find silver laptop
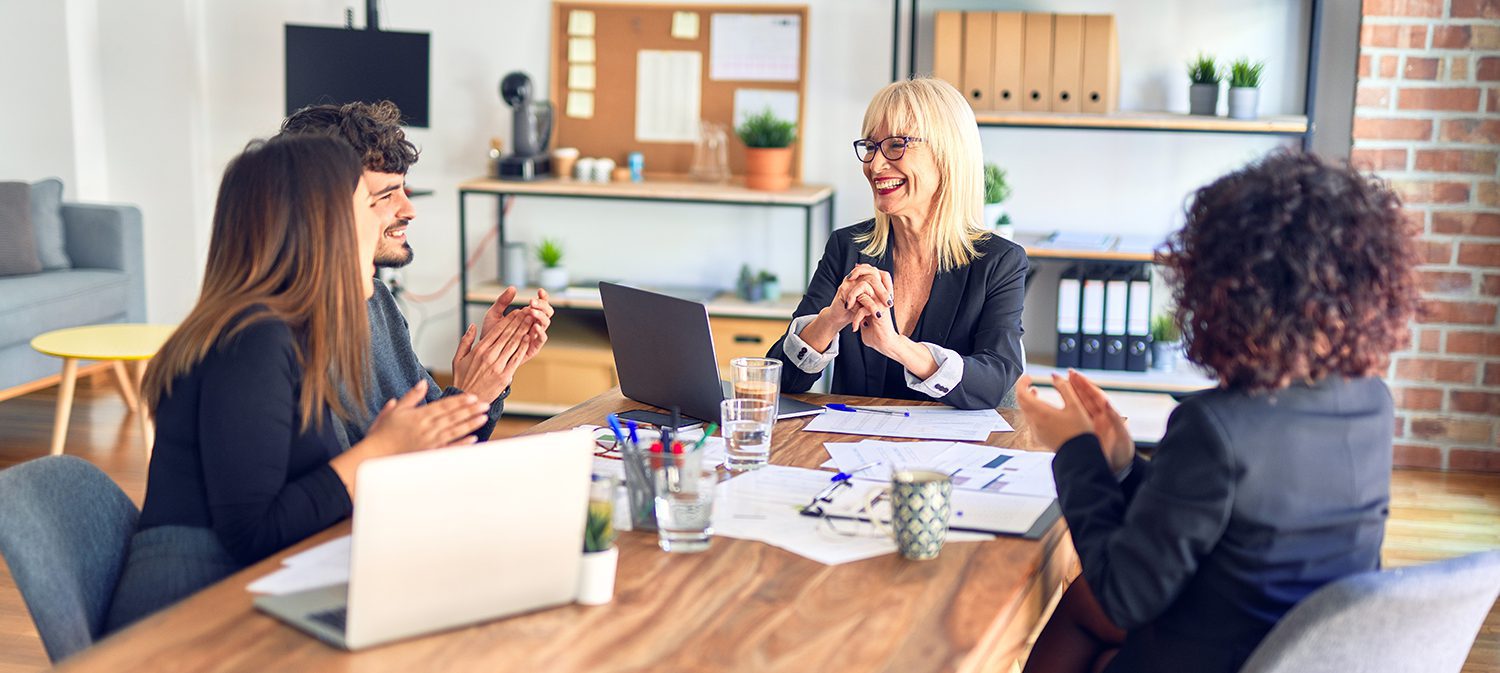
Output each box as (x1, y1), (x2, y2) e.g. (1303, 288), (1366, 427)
(598, 281), (825, 423)
(254, 429), (593, 650)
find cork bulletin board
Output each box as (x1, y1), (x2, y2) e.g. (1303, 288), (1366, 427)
(548, 1), (810, 179)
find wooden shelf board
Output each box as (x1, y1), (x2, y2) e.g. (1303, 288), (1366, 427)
(465, 282), (801, 320)
(974, 111), (1308, 135)
(1012, 231), (1157, 263)
(458, 175), (834, 207)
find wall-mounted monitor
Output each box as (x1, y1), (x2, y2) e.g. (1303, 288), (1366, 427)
(284, 25), (430, 128)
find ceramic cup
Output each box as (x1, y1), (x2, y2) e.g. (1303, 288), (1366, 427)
(864, 469), (953, 561)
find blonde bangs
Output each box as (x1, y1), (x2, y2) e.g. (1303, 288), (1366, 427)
(855, 78), (991, 273)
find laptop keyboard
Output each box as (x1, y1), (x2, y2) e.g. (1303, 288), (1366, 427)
(308, 606), (347, 633)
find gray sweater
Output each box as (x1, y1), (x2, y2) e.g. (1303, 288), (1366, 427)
(334, 282), (506, 449)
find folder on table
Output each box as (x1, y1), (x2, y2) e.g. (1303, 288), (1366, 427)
(1021, 13), (1053, 112)
(1103, 270), (1129, 371)
(962, 12), (995, 109)
(1081, 14), (1119, 114)
(1125, 268), (1153, 372)
(1049, 14), (1084, 113)
(991, 12), (1024, 112)
(1079, 268), (1105, 370)
(1056, 266), (1082, 369)
(933, 12), (964, 89)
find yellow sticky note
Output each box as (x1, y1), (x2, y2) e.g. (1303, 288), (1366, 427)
(568, 64), (596, 90)
(567, 10), (595, 37)
(568, 37), (595, 63)
(566, 91), (595, 119)
(671, 11), (700, 39)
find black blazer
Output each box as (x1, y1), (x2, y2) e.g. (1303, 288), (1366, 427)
(767, 219), (1027, 410)
(1054, 375), (1392, 673)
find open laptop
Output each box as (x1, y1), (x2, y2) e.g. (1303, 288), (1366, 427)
(598, 281), (824, 423)
(254, 429), (593, 650)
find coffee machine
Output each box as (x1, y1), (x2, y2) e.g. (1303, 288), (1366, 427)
(497, 71), (553, 181)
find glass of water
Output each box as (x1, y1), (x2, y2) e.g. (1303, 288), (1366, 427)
(720, 398), (774, 471)
(654, 458), (718, 553)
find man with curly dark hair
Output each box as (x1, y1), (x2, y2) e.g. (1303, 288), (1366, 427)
(1017, 149), (1420, 673)
(279, 101), (553, 448)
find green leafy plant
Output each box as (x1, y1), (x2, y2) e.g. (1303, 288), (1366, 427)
(536, 238), (564, 268)
(584, 499), (616, 553)
(1187, 54), (1222, 85)
(736, 108), (797, 148)
(1228, 58), (1266, 88)
(757, 270), (778, 283)
(984, 163), (1012, 205)
(1150, 314), (1181, 342)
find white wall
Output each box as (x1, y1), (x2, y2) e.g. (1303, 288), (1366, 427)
(5, 0), (1310, 368)
(0, 0), (80, 188)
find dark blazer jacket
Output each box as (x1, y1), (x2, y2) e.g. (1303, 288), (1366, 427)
(768, 219), (1027, 410)
(1054, 375), (1393, 673)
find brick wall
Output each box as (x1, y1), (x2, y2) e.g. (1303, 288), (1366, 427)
(1352, 0), (1500, 471)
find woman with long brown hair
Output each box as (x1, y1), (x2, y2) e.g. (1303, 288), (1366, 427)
(105, 134), (489, 631)
(1018, 150), (1421, 673)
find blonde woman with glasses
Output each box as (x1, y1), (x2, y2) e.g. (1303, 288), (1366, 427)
(768, 78), (1027, 409)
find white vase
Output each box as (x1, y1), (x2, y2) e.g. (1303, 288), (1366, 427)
(576, 547), (618, 605)
(1227, 87), (1260, 120)
(982, 202), (1006, 228)
(537, 266), (569, 292)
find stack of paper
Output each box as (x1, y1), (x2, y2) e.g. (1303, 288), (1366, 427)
(803, 406), (1012, 441)
(713, 466), (991, 565)
(247, 535), (351, 596)
(821, 439), (1056, 499)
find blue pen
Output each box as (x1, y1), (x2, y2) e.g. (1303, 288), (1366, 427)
(825, 403), (911, 417)
(831, 461), (882, 482)
(606, 413), (625, 444)
(626, 420), (640, 448)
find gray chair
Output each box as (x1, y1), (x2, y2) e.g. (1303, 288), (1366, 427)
(1239, 550), (1500, 673)
(0, 456), (139, 663)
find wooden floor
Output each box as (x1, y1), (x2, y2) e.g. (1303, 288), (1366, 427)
(0, 382), (1496, 672)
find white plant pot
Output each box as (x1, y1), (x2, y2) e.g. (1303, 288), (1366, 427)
(576, 547), (618, 605)
(982, 203), (1006, 228)
(1227, 87), (1260, 120)
(537, 266), (569, 292)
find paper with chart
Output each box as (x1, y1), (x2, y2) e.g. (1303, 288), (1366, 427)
(713, 465), (990, 565)
(803, 407), (1010, 441)
(635, 50), (702, 142)
(709, 13), (801, 81)
(822, 440), (1056, 498)
(247, 535), (351, 595)
(820, 476), (1054, 536)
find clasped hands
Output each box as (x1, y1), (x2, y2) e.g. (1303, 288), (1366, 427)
(826, 263), (902, 353)
(1014, 369), (1135, 473)
(451, 286), (553, 404)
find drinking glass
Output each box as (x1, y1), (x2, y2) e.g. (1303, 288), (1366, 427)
(730, 357), (782, 418)
(720, 398), (774, 471)
(654, 455), (718, 553)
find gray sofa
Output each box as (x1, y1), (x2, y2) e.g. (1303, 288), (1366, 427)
(0, 203), (146, 392)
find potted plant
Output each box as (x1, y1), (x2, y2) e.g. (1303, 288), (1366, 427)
(535, 237), (568, 291)
(758, 270), (780, 302)
(983, 163), (1014, 239)
(1149, 314), (1182, 372)
(737, 264), (762, 302)
(736, 108), (797, 191)
(577, 474), (619, 606)
(1187, 54), (1222, 116)
(1227, 58), (1266, 120)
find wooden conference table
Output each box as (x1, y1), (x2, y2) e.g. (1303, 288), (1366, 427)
(59, 390), (1079, 673)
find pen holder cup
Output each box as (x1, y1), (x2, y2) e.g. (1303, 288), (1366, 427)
(621, 449), (658, 532)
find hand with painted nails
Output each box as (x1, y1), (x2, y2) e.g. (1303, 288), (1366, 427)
(828, 263), (894, 331)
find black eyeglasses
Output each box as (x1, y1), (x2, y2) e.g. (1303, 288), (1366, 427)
(853, 135), (925, 163)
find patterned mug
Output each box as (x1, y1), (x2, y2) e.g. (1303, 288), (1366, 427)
(864, 469), (953, 561)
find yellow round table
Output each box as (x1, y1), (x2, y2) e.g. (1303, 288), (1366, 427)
(30, 324), (176, 456)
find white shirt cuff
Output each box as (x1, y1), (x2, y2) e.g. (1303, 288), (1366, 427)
(903, 342), (964, 398)
(783, 314), (839, 374)
(1115, 461), (1134, 483)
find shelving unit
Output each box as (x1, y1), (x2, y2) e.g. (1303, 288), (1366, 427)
(972, 111), (1309, 136)
(455, 177), (832, 414)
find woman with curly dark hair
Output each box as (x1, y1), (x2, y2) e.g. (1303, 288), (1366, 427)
(1017, 149), (1420, 673)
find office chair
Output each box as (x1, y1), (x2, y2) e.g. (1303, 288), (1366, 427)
(1239, 550), (1500, 673)
(0, 455), (139, 662)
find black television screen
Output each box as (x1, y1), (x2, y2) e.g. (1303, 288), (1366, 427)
(284, 25), (430, 127)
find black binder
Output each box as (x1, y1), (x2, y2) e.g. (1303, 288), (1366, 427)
(1055, 265), (1082, 369)
(1103, 270), (1129, 371)
(1079, 268), (1105, 370)
(1125, 267), (1153, 372)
